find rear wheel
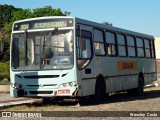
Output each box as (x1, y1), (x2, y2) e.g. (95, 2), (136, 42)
(128, 76), (144, 95)
(136, 77), (144, 95)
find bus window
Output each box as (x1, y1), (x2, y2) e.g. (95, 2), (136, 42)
(76, 30), (92, 69)
(136, 38), (144, 57)
(77, 37), (91, 59)
(105, 32), (117, 56)
(12, 33), (36, 69)
(117, 34), (127, 57)
(34, 36), (41, 65)
(27, 39), (34, 64)
(127, 36), (136, 57)
(93, 29), (105, 56)
(150, 40), (155, 58)
(144, 39), (151, 58)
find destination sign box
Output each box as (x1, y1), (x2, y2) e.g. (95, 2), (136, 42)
(14, 19), (73, 30)
(33, 21), (67, 29)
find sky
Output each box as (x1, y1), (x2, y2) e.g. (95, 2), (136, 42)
(0, 0), (160, 37)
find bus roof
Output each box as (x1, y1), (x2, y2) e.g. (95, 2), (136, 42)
(75, 17), (154, 39)
(13, 16), (154, 39)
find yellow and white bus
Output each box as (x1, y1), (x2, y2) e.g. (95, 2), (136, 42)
(10, 16), (157, 101)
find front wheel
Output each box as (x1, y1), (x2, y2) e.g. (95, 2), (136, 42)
(94, 76), (106, 103)
(43, 98), (52, 104)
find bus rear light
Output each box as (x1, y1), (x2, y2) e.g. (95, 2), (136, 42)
(58, 89), (70, 94)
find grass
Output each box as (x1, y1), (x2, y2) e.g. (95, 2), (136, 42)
(0, 78), (10, 85)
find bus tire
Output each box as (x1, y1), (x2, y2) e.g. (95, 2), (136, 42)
(128, 74), (144, 96)
(136, 75), (144, 95)
(94, 75), (106, 102)
(43, 98), (52, 104)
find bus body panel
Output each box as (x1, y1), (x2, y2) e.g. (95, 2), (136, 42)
(75, 17), (156, 97)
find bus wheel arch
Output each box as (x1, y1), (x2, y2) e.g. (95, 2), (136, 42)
(94, 74), (106, 102)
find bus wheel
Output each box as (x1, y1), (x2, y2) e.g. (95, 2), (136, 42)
(136, 76), (144, 95)
(43, 98), (52, 104)
(128, 76), (144, 96)
(94, 76), (106, 103)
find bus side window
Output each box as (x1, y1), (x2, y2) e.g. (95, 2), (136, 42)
(117, 34), (127, 57)
(150, 40), (155, 58)
(127, 36), (136, 57)
(136, 38), (144, 57)
(105, 31), (117, 56)
(77, 37), (91, 59)
(93, 29), (105, 56)
(144, 39), (151, 58)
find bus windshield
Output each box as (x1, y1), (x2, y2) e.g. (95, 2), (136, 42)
(11, 29), (74, 70)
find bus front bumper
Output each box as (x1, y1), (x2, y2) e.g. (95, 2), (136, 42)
(10, 86), (78, 98)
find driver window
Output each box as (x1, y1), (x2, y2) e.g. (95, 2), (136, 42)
(76, 30), (92, 69)
(77, 30), (92, 59)
(77, 37), (91, 59)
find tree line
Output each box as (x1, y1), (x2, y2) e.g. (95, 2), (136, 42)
(0, 4), (70, 62)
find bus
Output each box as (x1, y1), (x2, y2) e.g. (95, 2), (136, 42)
(10, 16), (157, 101)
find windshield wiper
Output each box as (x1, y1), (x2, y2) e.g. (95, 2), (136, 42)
(44, 27), (58, 46)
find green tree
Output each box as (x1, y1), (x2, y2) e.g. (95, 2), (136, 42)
(0, 27), (9, 53)
(0, 4), (21, 28)
(0, 4), (21, 53)
(32, 6), (70, 17)
(0, 4), (14, 28)
(5, 9), (33, 34)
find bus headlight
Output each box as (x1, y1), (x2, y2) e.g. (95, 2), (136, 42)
(10, 83), (22, 89)
(62, 83), (67, 87)
(62, 81), (77, 87)
(68, 81), (77, 87)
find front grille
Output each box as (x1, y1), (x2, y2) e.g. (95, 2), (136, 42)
(29, 91), (53, 94)
(27, 84), (57, 87)
(23, 75), (59, 79)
